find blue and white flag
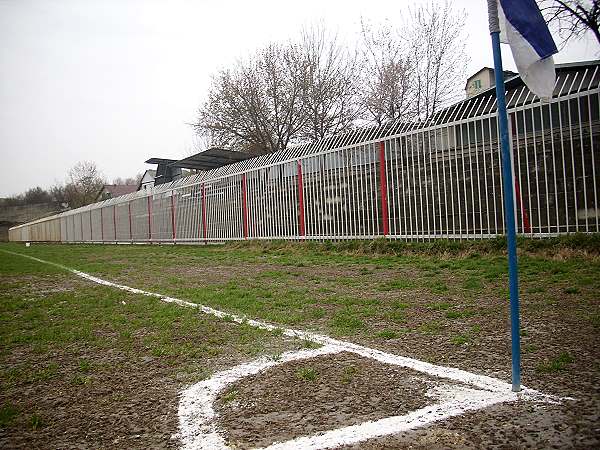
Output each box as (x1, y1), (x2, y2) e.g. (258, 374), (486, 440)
(498, 0), (558, 99)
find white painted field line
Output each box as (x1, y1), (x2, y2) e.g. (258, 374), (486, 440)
(1, 249), (553, 401)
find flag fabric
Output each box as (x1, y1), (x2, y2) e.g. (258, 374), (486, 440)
(498, 0), (558, 99)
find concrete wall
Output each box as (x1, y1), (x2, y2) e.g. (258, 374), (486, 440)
(0, 203), (62, 242)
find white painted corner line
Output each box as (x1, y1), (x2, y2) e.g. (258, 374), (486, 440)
(3, 249), (567, 450)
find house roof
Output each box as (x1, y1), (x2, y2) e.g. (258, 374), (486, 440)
(97, 184), (137, 200)
(464, 67), (517, 89)
(137, 169), (156, 190)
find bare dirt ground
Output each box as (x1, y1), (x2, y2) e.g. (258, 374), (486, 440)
(215, 352), (432, 448)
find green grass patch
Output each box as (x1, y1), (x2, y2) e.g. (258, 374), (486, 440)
(296, 367), (318, 381)
(329, 309), (365, 334)
(536, 352), (574, 373)
(445, 309), (476, 320)
(222, 389), (238, 403)
(451, 334), (469, 345)
(376, 279), (416, 291)
(0, 403), (19, 427)
(341, 366), (358, 383)
(427, 302), (451, 311)
(418, 320), (443, 334)
(29, 413), (44, 430)
(426, 280), (449, 293)
(376, 329), (399, 340)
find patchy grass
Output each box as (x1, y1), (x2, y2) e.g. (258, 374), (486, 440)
(29, 413), (44, 430)
(341, 365), (358, 383)
(295, 367), (318, 382)
(451, 334), (469, 346)
(329, 310), (365, 335)
(299, 339), (321, 349)
(0, 403), (19, 427)
(536, 353), (574, 373)
(445, 309), (476, 320)
(222, 390), (238, 403)
(0, 248), (299, 447)
(1, 238), (599, 381)
(376, 330), (399, 340)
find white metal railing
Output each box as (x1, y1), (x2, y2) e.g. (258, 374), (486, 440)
(9, 65), (600, 243)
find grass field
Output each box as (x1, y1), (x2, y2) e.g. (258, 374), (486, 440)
(1, 237), (599, 448)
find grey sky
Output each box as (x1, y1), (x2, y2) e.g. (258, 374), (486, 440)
(0, 0), (597, 197)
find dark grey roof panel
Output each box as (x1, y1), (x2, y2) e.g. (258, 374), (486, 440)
(169, 148), (256, 170)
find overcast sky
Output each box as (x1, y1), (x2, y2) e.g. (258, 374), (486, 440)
(0, 0), (597, 197)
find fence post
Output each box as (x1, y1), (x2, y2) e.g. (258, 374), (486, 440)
(80, 214), (83, 242)
(89, 210), (93, 241)
(128, 202), (133, 242)
(509, 113), (531, 234)
(201, 183), (207, 243)
(297, 160), (305, 237)
(113, 205), (117, 242)
(379, 141), (390, 236)
(147, 195), (152, 242)
(241, 174), (248, 239)
(100, 207), (104, 242)
(171, 191), (176, 241)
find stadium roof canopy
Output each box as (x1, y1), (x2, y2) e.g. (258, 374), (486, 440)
(169, 148), (255, 171)
(146, 148), (256, 172)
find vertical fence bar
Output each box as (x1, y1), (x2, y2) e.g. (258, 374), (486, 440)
(242, 174), (248, 239)
(147, 195), (152, 242)
(297, 160), (306, 237)
(379, 141), (390, 236)
(113, 205), (117, 241)
(99, 208), (104, 242)
(128, 202), (133, 242)
(201, 183), (207, 243)
(171, 191), (176, 241)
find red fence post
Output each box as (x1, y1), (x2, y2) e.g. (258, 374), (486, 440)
(128, 202), (133, 241)
(201, 184), (207, 243)
(113, 205), (117, 241)
(241, 174), (248, 239)
(171, 191), (176, 241)
(100, 207), (104, 242)
(509, 113), (531, 234)
(297, 160), (306, 237)
(147, 195), (152, 242)
(379, 141), (390, 236)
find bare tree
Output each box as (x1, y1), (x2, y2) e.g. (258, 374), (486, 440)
(64, 161), (105, 208)
(195, 42), (306, 153)
(409, 1), (469, 121)
(112, 174), (143, 186)
(359, 1), (468, 124)
(539, 0), (600, 46)
(296, 25), (360, 140)
(359, 19), (414, 126)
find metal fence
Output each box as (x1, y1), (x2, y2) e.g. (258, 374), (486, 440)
(9, 65), (600, 243)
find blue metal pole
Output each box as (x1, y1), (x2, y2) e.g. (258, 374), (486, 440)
(489, 27), (522, 392)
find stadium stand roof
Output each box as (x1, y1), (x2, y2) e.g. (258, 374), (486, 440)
(170, 148), (255, 171)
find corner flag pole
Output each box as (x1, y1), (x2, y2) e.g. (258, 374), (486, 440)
(487, 0), (521, 392)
